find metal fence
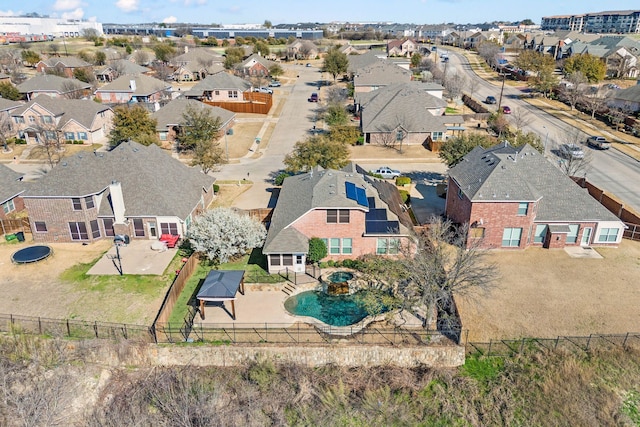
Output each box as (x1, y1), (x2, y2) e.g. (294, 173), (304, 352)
(0, 313), (154, 342)
(466, 333), (640, 357)
(152, 322), (456, 345)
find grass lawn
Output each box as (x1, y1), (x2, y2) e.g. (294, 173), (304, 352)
(167, 248), (284, 325)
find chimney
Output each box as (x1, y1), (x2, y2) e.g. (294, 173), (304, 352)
(110, 181), (126, 224)
(129, 79), (136, 91)
(184, 45), (188, 53)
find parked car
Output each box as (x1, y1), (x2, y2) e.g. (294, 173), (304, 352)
(586, 136), (611, 150)
(253, 87), (273, 94)
(308, 92), (319, 102)
(370, 167), (401, 179)
(268, 80), (281, 87)
(502, 106), (511, 114)
(560, 143), (585, 160)
(306, 63), (311, 67)
(485, 96), (497, 104)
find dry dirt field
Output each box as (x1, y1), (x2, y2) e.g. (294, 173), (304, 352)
(458, 239), (640, 343)
(0, 238), (167, 325)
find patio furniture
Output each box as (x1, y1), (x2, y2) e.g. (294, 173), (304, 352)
(159, 234), (180, 248)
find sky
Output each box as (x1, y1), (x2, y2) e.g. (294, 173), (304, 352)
(1, 0), (640, 26)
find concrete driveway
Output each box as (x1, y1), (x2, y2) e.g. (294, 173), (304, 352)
(87, 240), (177, 275)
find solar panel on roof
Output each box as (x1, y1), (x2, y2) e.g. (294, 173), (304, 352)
(366, 209), (388, 221)
(365, 220), (400, 234)
(345, 181), (357, 201)
(355, 187), (368, 207)
(367, 197), (376, 208)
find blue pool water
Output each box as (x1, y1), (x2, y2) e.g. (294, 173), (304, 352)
(327, 271), (354, 283)
(285, 290), (384, 327)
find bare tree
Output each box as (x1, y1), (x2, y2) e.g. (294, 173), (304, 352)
(580, 88), (613, 119)
(61, 81), (85, 99)
(0, 113), (13, 152)
(558, 128), (592, 177)
(443, 72), (467, 100)
(466, 77), (480, 100)
(34, 121), (66, 167)
(560, 71), (587, 110)
(133, 50), (150, 66)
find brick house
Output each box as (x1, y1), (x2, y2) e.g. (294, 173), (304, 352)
(0, 164), (26, 220)
(95, 59), (152, 82)
(355, 82), (459, 147)
(16, 74), (92, 101)
(235, 54), (275, 78)
(263, 163), (414, 274)
(386, 38), (418, 57)
(94, 74), (171, 104)
(11, 96), (113, 145)
(22, 141), (215, 243)
(151, 98), (235, 148)
(286, 40), (319, 60)
(445, 143), (625, 249)
(35, 56), (92, 79)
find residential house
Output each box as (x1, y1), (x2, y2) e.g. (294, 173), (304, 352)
(35, 56), (92, 79)
(184, 73), (252, 102)
(263, 163), (414, 273)
(0, 164), (26, 220)
(16, 74), (92, 101)
(338, 43), (361, 56)
(22, 140), (215, 243)
(286, 40), (319, 60)
(566, 36), (640, 79)
(608, 81), (640, 113)
(445, 143), (625, 249)
(95, 59), (152, 82)
(171, 48), (224, 82)
(0, 72), (11, 84)
(151, 98), (235, 148)
(356, 82), (453, 147)
(94, 74), (171, 105)
(386, 38), (419, 57)
(347, 52), (384, 78)
(353, 61), (412, 93)
(0, 98), (21, 136)
(11, 96), (113, 145)
(235, 54), (275, 78)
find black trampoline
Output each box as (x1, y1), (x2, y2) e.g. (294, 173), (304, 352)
(11, 245), (53, 264)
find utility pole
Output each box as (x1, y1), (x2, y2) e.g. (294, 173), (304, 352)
(497, 72), (506, 111)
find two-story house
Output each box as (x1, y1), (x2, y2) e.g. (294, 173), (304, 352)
(386, 38), (419, 57)
(93, 74), (171, 105)
(35, 56), (92, 78)
(22, 141), (216, 243)
(235, 54), (276, 78)
(263, 163), (414, 273)
(10, 97), (113, 145)
(353, 61), (412, 94)
(445, 143), (625, 249)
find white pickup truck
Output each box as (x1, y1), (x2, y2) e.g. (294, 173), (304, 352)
(370, 167), (401, 179)
(586, 136), (611, 150)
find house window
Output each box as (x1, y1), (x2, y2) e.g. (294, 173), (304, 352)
(85, 196), (94, 209)
(71, 198), (82, 210)
(342, 238), (352, 255)
(326, 209), (349, 223)
(534, 224), (547, 243)
(270, 254), (281, 266)
(45, 131), (56, 140)
(432, 131), (443, 141)
(329, 238), (340, 254)
(296, 255), (303, 264)
(517, 202), (528, 216)
(228, 90), (238, 98)
(377, 238), (400, 255)
(42, 115), (53, 124)
(502, 227), (522, 247)
(77, 132), (88, 140)
(29, 116), (36, 123)
(90, 220), (100, 238)
(470, 227), (485, 239)
(282, 254), (293, 266)
(457, 188), (464, 199)
(159, 131), (167, 141)
(214, 90), (220, 95)
(34, 221), (47, 232)
(597, 228), (619, 243)
(64, 132), (75, 140)
(14, 117), (25, 124)
(2, 199), (15, 214)
(160, 222), (178, 235)
(133, 219), (145, 237)
(566, 224), (579, 244)
(69, 222), (89, 240)
(102, 218), (114, 237)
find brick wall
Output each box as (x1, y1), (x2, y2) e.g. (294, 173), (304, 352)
(0, 196), (25, 220)
(469, 201), (536, 249)
(25, 196), (100, 243)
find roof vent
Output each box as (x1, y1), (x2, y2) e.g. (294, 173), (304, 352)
(62, 162), (68, 166)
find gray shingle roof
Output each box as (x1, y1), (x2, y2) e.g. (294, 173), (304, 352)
(23, 141), (215, 219)
(612, 83), (640, 103)
(240, 54), (276, 69)
(0, 98), (21, 112)
(173, 48), (223, 65)
(0, 164), (26, 205)
(188, 73), (252, 92)
(97, 59), (151, 76)
(448, 143), (621, 222)
(16, 74), (91, 94)
(152, 98), (235, 131)
(263, 163), (411, 254)
(41, 56), (91, 68)
(95, 74), (170, 96)
(358, 82), (448, 133)
(11, 97), (111, 129)
(353, 61), (412, 87)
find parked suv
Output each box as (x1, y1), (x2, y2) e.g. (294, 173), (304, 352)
(586, 136), (611, 150)
(560, 143), (585, 160)
(308, 92), (319, 102)
(370, 166), (401, 179)
(485, 96), (497, 104)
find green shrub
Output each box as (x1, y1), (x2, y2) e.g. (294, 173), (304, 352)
(308, 237), (327, 264)
(396, 176), (411, 186)
(73, 140), (85, 144)
(368, 172), (384, 179)
(65, 140), (74, 144)
(12, 138), (26, 145)
(399, 189), (411, 204)
(213, 184), (220, 193)
(274, 172), (291, 186)
(356, 136), (365, 145)
(327, 260), (335, 267)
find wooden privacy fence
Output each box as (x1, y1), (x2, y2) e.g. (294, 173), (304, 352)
(0, 218), (31, 235)
(204, 92), (272, 114)
(151, 253), (198, 328)
(245, 208), (273, 225)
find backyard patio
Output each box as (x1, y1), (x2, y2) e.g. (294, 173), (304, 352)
(87, 240), (178, 275)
